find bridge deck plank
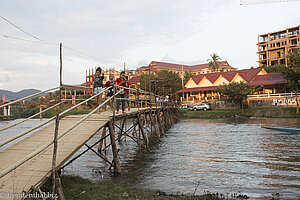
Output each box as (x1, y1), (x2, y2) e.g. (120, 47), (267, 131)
(0, 108), (150, 197)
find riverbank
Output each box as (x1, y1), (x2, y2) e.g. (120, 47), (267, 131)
(57, 175), (248, 200)
(179, 107), (300, 119)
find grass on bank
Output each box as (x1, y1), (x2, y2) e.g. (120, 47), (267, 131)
(179, 107), (300, 119)
(57, 175), (248, 200)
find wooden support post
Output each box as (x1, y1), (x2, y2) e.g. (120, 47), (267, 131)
(175, 109), (180, 122)
(148, 110), (156, 136)
(134, 121), (142, 150)
(103, 133), (107, 155)
(137, 114), (149, 148)
(52, 42), (63, 196)
(118, 118), (126, 142)
(108, 120), (121, 174)
(156, 109), (164, 135)
(152, 110), (161, 140)
(85, 144), (113, 167)
(144, 112), (148, 135)
(167, 109), (173, 126)
(168, 109), (174, 126)
(55, 171), (65, 200)
(161, 108), (167, 130)
(98, 126), (107, 153)
(163, 108), (171, 130)
(39, 105), (42, 121)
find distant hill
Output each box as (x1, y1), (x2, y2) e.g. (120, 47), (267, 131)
(0, 89), (42, 101)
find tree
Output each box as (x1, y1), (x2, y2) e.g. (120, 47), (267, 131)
(207, 53), (221, 72)
(139, 70), (181, 99)
(139, 72), (158, 94)
(183, 70), (196, 85)
(282, 48), (300, 114)
(263, 64), (286, 73)
(217, 81), (254, 108)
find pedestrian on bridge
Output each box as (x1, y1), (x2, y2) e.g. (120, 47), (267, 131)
(92, 67), (104, 112)
(104, 73), (115, 110)
(115, 71), (130, 114)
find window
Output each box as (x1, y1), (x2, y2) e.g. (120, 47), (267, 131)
(277, 52), (281, 58)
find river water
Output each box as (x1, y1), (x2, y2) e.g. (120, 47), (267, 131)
(0, 117), (299, 199)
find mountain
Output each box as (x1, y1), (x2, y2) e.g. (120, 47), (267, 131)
(0, 89), (42, 101)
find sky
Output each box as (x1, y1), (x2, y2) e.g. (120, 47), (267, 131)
(0, 0), (299, 92)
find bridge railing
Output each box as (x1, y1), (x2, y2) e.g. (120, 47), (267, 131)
(0, 82), (177, 179)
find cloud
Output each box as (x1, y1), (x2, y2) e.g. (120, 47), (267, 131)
(0, 0), (299, 91)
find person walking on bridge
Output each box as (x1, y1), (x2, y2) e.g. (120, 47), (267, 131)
(115, 71), (130, 114)
(104, 74), (115, 110)
(92, 67), (104, 112)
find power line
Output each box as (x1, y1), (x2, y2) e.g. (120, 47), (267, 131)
(0, 14), (124, 68)
(0, 14), (57, 46)
(0, 34), (58, 46)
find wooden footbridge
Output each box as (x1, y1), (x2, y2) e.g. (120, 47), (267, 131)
(0, 84), (180, 199)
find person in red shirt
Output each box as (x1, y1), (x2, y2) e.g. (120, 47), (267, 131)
(104, 74), (115, 110)
(115, 71), (131, 114)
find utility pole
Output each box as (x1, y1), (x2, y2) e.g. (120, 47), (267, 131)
(52, 42), (64, 199)
(148, 68), (151, 108)
(181, 62), (184, 104)
(181, 62), (184, 89)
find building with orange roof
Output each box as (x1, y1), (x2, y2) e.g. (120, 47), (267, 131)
(177, 67), (287, 104)
(136, 60), (236, 78)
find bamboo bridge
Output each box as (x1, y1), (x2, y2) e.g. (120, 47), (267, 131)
(0, 84), (180, 200)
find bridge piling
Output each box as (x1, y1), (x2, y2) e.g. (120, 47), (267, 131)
(0, 80), (181, 197)
(156, 109), (164, 135)
(98, 126), (107, 153)
(108, 120), (121, 174)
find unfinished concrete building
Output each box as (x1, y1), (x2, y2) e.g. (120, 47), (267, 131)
(257, 25), (300, 67)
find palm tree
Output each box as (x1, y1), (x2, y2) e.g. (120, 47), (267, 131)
(207, 53), (221, 72)
(183, 70), (196, 85)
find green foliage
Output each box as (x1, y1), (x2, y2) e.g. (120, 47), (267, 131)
(217, 81), (254, 108)
(282, 48), (300, 114)
(179, 107), (300, 119)
(57, 175), (239, 200)
(217, 81), (252, 100)
(183, 70), (196, 85)
(207, 53), (221, 72)
(288, 48), (300, 73)
(263, 64), (286, 73)
(281, 49), (300, 91)
(139, 72), (158, 93)
(139, 70), (182, 99)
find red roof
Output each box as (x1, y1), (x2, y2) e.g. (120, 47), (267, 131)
(178, 69), (285, 93)
(177, 86), (219, 93)
(137, 66), (150, 70)
(193, 68), (264, 83)
(147, 60), (235, 71)
(128, 76), (140, 84)
(205, 73), (221, 83)
(222, 72), (237, 82)
(237, 68), (263, 82)
(249, 73), (286, 86)
(190, 75), (205, 84)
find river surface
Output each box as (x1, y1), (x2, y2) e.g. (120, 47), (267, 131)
(0, 117), (299, 199)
